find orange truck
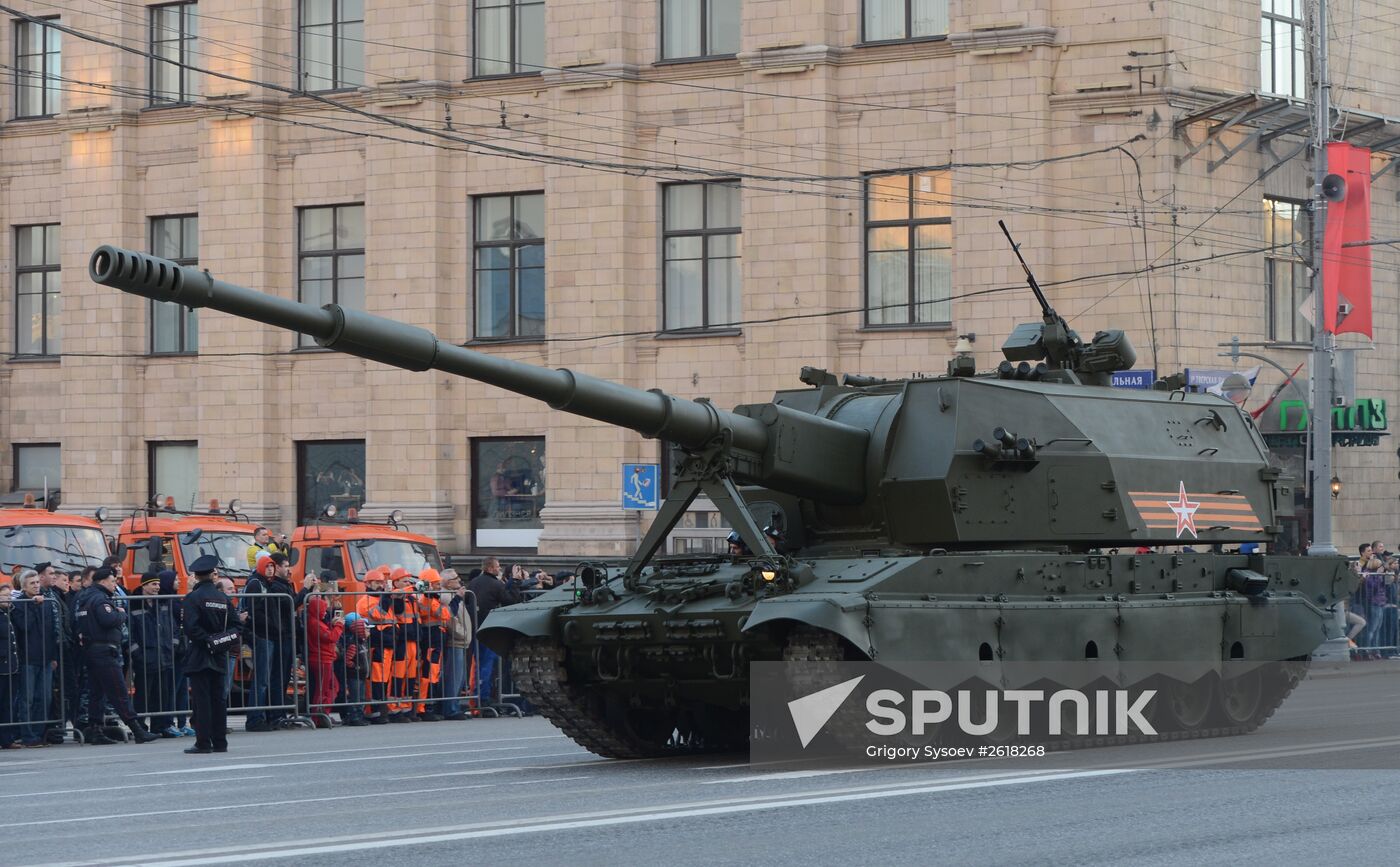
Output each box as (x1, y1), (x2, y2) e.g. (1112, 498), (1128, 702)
(0, 498), (120, 574)
(291, 507), (443, 591)
(116, 498), (276, 593)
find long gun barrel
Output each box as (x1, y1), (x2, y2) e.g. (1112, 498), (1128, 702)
(90, 246), (868, 503)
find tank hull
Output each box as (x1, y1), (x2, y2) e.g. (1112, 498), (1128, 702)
(485, 551), (1350, 757)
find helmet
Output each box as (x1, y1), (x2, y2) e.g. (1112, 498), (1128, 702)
(419, 567), (441, 586)
(389, 567), (413, 584)
(726, 531), (750, 556)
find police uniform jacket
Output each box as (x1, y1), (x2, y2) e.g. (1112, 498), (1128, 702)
(77, 585), (129, 647)
(181, 579), (238, 675)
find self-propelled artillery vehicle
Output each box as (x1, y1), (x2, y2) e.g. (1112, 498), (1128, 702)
(90, 232), (1351, 757)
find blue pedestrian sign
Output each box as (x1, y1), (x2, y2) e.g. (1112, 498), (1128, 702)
(622, 464), (660, 510)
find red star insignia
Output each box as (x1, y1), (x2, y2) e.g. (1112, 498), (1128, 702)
(1167, 481), (1200, 539)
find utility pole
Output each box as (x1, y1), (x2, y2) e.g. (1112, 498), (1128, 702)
(1308, 0), (1336, 556)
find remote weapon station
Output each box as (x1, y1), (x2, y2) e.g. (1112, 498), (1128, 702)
(90, 225), (1350, 757)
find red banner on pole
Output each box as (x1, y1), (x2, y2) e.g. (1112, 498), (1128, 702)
(1321, 142), (1373, 337)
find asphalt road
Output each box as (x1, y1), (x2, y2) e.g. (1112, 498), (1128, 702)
(4, 668), (1399, 867)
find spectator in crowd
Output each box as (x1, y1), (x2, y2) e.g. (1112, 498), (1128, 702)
(1357, 555), (1390, 658)
(304, 594), (344, 729)
(46, 569), (80, 743)
(337, 612), (370, 726)
(215, 577), (239, 701)
(129, 572), (180, 737)
(32, 563), (69, 745)
(241, 553), (296, 732)
(413, 568), (448, 722)
(245, 527), (289, 571)
(467, 558), (526, 708)
(355, 567), (396, 724)
(164, 569), (194, 736)
(387, 568), (420, 722)
(10, 570), (58, 747)
(440, 569), (472, 721)
(0, 592), (17, 749)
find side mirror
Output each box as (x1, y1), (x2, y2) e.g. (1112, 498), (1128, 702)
(179, 529), (202, 545)
(110, 540), (128, 560)
(145, 536), (164, 561)
(287, 548), (301, 567)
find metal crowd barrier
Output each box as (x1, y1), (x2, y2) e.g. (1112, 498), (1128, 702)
(0, 594), (68, 747)
(299, 588), (485, 726)
(121, 591), (305, 735)
(1351, 574), (1399, 659)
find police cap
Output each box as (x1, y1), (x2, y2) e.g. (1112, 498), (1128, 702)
(189, 554), (220, 576)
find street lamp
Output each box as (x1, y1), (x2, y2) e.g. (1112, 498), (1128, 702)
(1330, 475), (1342, 499)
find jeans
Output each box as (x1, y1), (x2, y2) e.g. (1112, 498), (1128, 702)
(442, 647), (466, 715)
(14, 663), (54, 743)
(476, 644), (498, 705)
(342, 676), (366, 722)
(248, 638), (293, 726)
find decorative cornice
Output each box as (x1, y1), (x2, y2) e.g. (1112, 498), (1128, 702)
(738, 44), (850, 71)
(947, 26), (1058, 53)
(543, 63), (641, 88)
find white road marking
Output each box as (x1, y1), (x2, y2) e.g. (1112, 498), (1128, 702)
(68, 769), (1133, 865)
(704, 768), (874, 784)
(227, 734), (562, 761)
(0, 776), (273, 800)
(129, 748), (503, 776)
(394, 752), (588, 778)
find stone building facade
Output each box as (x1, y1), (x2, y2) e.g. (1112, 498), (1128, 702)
(0, 0), (1396, 556)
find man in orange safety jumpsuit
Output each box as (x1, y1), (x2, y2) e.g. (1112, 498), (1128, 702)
(355, 567), (396, 724)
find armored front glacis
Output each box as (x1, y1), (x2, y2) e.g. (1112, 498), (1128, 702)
(91, 244), (1352, 758)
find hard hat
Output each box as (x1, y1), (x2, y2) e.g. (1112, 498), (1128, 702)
(419, 567), (441, 585)
(389, 567), (412, 583)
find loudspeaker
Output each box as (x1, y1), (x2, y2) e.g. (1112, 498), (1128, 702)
(1321, 173), (1347, 202)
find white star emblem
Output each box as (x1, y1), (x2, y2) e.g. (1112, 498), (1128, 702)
(1167, 481), (1200, 539)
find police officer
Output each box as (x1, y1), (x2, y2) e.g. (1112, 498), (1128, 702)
(75, 568), (160, 744)
(181, 555), (243, 754)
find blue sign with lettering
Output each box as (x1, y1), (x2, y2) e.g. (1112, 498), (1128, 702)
(1111, 370), (1156, 389)
(622, 464), (660, 510)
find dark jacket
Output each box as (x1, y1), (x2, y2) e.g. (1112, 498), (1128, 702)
(129, 595), (178, 670)
(76, 585), (128, 647)
(241, 574), (295, 642)
(182, 579), (238, 675)
(0, 605), (16, 676)
(11, 594), (60, 665)
(467, 572), (525, 624)
(42, 586), (73, 647)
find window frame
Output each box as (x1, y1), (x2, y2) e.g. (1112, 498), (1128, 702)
(296, 203), (365, 348)
(471, 0), (545, 79)
(148, 1), (198, 106)
(14, 223), (61, 357)
(861, 171), (953, 329)
(147, 440), (198, 507)
(296, 439), (366, 524)
(469, 435), (545, 552)
(659, 0), (740, 63)
(14, 16), (60, 119)
(296, 0), (365, 93)
(148, 214), (199, 354)
(661, 180), (742, 333)
(1261, 0), (1306, 99)
(12, 443), (60, 493)
(1263, 195), (1312, 345)
(471, 191), (545, 341)
(858, 0), (949, 46)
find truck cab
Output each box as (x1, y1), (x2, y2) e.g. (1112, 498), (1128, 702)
(0, 499), (117, 574)
(291, 508), (442, 590)
(116, 499), (264, 593)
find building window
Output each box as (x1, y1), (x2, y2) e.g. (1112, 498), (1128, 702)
(297, 440), (365, 523)
(299, 0), (364, 91)
(15, 224), (61, 356)
(862, 0), (948, 43)
(12, 444), (60, 493)
(864, 171), (952, 326)
(1265, 197), (1312, 344)
(149, 442), (198, 511)
(663, 181), (741, 331)
(473, 193), (544, 339)
(15, 17), (60, 118)
(473, 0), (544, 77)
(150, 216), (199, 353)
(661, 0), (740, 60)
(298, 204), (364, 347)
(1261, 0), (1305, 98)
(150, 2), (198, 104)
(472, 437), (544, 550)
